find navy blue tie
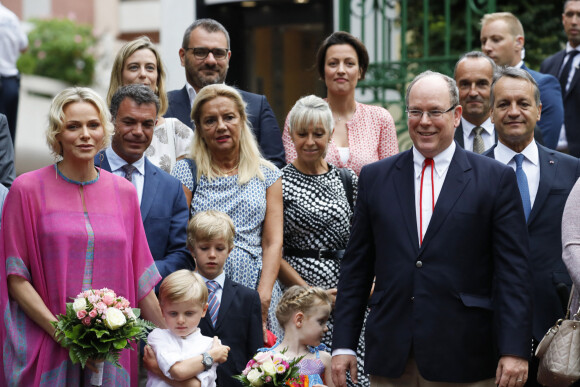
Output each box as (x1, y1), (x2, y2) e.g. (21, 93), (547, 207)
(514, 154), (531, 221)
(559, 50), (579, 93)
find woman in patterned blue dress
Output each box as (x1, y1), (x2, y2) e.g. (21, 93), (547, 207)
(279, 95), (369, 387)
(171, 84), (283, 339)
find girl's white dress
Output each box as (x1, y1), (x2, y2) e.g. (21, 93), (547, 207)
(146, 328), (217, 387)
(145, 117), (193, 174)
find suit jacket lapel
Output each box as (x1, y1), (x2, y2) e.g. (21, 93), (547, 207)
(528, 145), (556, 224)
(454, 122), (464, 148)
(421, 147), (472, 250)
(393, 150), (420, 251)
(140, 159), (158, 221)
(215, 277), (235, 330)
(96, 150), (111, 172)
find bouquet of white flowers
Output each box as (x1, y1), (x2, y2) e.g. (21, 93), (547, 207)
(52, 288), (155, 385)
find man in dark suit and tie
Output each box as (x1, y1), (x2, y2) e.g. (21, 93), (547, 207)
(484, 67), (580, 387)
(331, 71), (532, 387)
(453, 51), (497, 153)
(97, 84), (192, 287)
(480, 12), (564, 150)
(540, 0), (580, 157)
(165, 18), (285, 168)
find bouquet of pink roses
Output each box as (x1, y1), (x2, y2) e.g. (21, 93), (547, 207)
(51, 288), (155, 385)
(233, 349), (305, 387)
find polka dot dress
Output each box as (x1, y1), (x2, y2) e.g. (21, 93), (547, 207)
(282, 163), (369, 387)
(172, 160), (284, 337)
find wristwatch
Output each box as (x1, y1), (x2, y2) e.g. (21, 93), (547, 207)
(201, 352), (213, 371)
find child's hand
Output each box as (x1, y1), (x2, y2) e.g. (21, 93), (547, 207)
(209, 336), (230, 364)
(143, 344), (164, 377)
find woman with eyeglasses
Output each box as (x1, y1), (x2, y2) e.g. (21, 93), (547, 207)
(282, 31), (399, 175)
(107, 36), (193, 174)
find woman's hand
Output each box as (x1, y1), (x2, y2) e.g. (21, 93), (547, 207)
(326, 288), (337, 309)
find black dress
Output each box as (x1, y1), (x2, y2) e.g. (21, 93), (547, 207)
(282, 163), (369, 387)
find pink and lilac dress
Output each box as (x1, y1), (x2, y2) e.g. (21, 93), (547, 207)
(0, 165), (161, 387)
(258, 343), (326, 387)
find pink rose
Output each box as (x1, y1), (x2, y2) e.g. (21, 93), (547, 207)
(96, 302), (107, 313)
(253, 352), (271, 364)
(77, 310), (87, 319)
(102, 294), (115, 306)
(89, 309), (98, 318)
(242, 367), (251, 376)
(265, 376), (272, 383)
(82, 316), (92, 326)
(88, 294), (99, 304)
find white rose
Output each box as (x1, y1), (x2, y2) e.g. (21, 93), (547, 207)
(72, 297), (87, 313)
(104, 307), (126, 330)
(247, 369), (263, 386)
(261, 361), (276, 377)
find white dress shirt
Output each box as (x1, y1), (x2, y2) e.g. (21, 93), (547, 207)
(494, 140), (540, 208)
(557, 43), (580, 150)
(200, 272), (225, 304)
(461, 117), (495, 152)
(186, 82), (197, 109)
(105, 147), (146, 204)
(413, 142), (456, 244)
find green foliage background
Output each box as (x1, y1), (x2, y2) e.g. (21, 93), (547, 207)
(17, 18), (97, 85)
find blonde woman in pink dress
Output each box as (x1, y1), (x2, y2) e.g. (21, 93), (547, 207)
(282, 31), (399, 175)
(0, 87), (165, 386)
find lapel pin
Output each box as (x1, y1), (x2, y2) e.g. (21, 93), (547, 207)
(549, 160), (555, 164)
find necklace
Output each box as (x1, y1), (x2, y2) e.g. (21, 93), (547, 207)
(215, 162), (239, 176)
(329, 103), (356, 123)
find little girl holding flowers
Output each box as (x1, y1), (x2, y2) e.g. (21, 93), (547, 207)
(248, 286), (335, 387)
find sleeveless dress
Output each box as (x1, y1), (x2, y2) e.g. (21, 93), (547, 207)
(258, 343), (326, 387)
(282, 163), (369, 387)
(172, 161), (283, 337)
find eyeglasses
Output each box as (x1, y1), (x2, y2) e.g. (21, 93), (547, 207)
(185, 47), (229, 60)
(406, 104), (457, 120)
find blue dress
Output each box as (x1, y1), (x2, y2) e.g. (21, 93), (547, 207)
(172, 160), (283, 337)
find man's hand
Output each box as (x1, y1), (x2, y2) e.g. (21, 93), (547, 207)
(331, 354), (357, 387)
(495, 355), (528, 387)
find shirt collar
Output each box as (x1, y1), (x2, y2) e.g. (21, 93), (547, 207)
(105, 147), (146, 176)
(186, 83), (197, 108)
(461, 117), (494, 136)
(515, 60), (525, 69)
(413, 141), (456, 179)
(566, 42), (580, 53)
(495, 139), (539, 166)
(199, 272), (226, 289)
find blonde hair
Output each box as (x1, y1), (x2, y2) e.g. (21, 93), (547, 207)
(276, 285), (331, 327)
(46, 87), (113, 157)
(288, 95), (333, 158)
(159, 270), (208, 306)
(187, 210), (235, 250)
(480, 12), (524, 38)
(189, 84), (276, 184)
(106, 36), (168, 116)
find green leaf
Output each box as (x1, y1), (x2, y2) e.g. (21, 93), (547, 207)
(113, 339), (128, 350)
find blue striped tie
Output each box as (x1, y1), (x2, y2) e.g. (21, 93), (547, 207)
(206, 280), (220, 327)
(514, 154), (531, 221)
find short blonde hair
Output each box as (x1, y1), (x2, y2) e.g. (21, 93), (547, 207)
(189, 84), (276, 185)
(480, 12), (524, 38)
(159, 270), (208, 306)
(187, 210), (235, 250)
(275, 285), (331, 327)
(46, 87), (113, 157)
(288, 95), (334, 137)
(106, 36), (168, 116)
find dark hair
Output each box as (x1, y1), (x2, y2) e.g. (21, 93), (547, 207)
(453, 51), (497, 79)
(110, 84), (160, 121)
(182, 18), (230, 50)
(315, 31), (369, 80)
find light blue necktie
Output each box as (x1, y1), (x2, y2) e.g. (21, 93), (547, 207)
(514, 154), (531, 221)
(206, 280), (220, 327)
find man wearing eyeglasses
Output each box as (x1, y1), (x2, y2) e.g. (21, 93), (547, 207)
(332, 71), (532, 387)
(483, 67), (580, 387)
(165, 18), (285, 168)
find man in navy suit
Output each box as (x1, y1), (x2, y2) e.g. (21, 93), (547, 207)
(453, 51), (497, 152)
(484, 67), (580, 387)
(98, 84), (192, 287)
(540, 0), (580, 157)
(331, 71), (532, 386)
(480, 12), (564, 150)
(165, 18), (285, 168)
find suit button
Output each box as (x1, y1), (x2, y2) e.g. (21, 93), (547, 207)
(416, 261), (423, 268)
(411, 296), (415, 301)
